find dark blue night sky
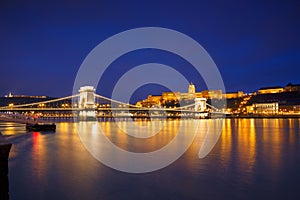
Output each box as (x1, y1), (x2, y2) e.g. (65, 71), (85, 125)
(1, 0), (299, 102)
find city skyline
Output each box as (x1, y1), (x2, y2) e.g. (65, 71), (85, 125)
(2, 81), (298, 99)
(1, 1), (299, 102)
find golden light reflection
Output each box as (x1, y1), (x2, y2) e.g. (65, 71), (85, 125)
(211, 118), (294, 183)
(183, 119), (211, 169)
(267, 119), (282, 170)
(225, 119), (257, 181)
(219, 119), (233, 169)
(240, 119), (256, 170)
(288, 119), (296, 145)
(73, 118), (297, 178)
(99, 119), (182, 153)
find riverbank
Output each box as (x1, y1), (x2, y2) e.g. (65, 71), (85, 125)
(0, 131), (12, 200)
(227, 114), (300, 119)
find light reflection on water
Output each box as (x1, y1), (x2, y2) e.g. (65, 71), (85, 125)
(5, 118), (300, 200)
(0, 122), (26, 136)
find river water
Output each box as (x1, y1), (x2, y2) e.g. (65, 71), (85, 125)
(1, 118), (300, 200)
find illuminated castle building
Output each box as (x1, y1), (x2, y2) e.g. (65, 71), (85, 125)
(285, 83), (300, 92)
(188, 82), (196, 94)
(258, 86), (284, 94)
(136, 83), (231, 108)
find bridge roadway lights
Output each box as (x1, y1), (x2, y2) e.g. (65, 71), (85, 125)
(0, 132), (12, 200)
(78, 109), (97, 121)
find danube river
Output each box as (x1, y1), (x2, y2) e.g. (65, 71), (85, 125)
(1, 118), (300, 200)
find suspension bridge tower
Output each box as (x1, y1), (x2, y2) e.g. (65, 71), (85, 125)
(194, 98), (207, 112)
(78, 86), (96, 121)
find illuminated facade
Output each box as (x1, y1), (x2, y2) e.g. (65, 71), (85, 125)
(136, 83), (198, 107)
(285, 83), (300, 92)
(162, 92), (181, 102)
(225, 91), (244, 99)
(135, 83), (228, 108)
(253, 102), (279, 114)
(188, 83), (196, 94)
(201, 90), (223, 99)
(258, 86), (284, 94)
(4, 92), (47, 98)
(147, 95), (162, 104)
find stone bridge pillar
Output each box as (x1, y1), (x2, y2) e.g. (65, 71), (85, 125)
(78, 86), (96, 121)
(194, 98), (207, 112)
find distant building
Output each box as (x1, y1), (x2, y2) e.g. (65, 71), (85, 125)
(147, 95), (162, 105)
(280, 104), (300, 113)
(253, 102), (279, 114)
(135, 83), (228, 107)
(285, 83), (300, 92)
(0, 96), (55, 107)
(258, 86), (284, 94)
(4, 92), (47, 99)
(162, 92), (181, 101)
(136, 83), (198, 107)
(201, 90), (223, 99)
(188, 82), (196, 94)
(5, 92), (13, 98)
(246, 105), (254, 113)
(225, 91), (244, 99)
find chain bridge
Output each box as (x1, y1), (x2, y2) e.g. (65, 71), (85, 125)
(0, 86), (225, 122)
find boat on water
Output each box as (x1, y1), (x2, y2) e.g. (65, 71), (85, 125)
(26, 123), (56, 132)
